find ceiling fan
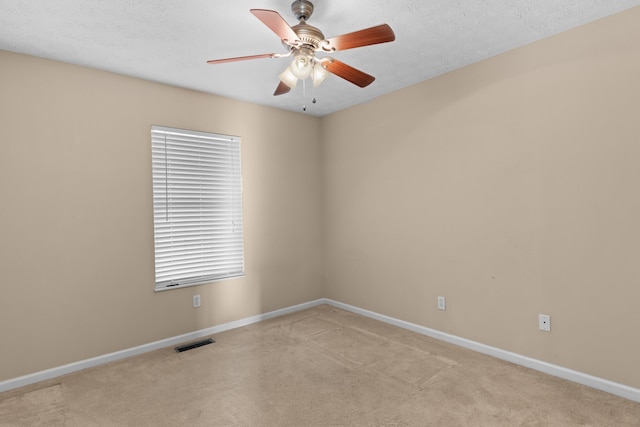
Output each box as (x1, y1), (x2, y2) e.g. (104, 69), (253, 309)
(207, 0), (396, 97)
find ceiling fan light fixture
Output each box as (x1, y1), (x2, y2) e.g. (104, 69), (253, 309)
(207, 2), (396, 98)
(279, 67), (298, 89)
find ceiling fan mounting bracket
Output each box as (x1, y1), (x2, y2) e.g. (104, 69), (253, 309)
(291, 0), (314, 22)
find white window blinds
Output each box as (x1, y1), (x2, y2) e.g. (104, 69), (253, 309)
(151, 125), (244, 291)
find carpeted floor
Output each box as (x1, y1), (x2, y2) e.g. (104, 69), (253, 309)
(1, 305), (639, 426)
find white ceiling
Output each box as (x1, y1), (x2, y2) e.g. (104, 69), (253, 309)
(1, 1), (639, 116)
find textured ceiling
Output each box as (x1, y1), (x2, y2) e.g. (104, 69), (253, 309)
(1, 1), (639, 116)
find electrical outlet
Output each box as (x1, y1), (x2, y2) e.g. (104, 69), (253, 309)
(538, 314), (551, 332)
(437, 296), (446, 311)
(193, 295), (201, 308)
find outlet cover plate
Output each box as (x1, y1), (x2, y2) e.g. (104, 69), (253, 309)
(539, 314), (551, 332)
(437, 296), (446, 311)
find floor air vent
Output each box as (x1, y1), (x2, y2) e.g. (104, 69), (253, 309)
(175, 338), (215, 353)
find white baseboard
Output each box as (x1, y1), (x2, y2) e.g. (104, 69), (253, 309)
(0, 299), (326, 393)
(322, 298), (640, 403)
(2, 297), (639, 403)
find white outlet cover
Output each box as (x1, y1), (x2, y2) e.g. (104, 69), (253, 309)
(539, 314), (551, 332)
(437, 296), (446, 311)
(193, 295), (201, 308)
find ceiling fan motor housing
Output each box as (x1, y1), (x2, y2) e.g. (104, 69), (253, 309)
(291, 23), (324, 50)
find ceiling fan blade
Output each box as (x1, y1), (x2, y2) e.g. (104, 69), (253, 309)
(323, 24), (395, 52)
(207, 53), (279, 64)
(273, 81), (292, 96)
(250, 9), (300, 45)
(322, 59), (375, 88)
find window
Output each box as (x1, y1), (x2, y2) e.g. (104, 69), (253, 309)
(151, 125), (244, 291)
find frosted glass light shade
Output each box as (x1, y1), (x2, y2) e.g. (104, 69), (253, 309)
(312, 62), (329, 87)
(279, 67), (298, 89)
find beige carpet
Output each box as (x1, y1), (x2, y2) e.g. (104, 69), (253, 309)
(1, 305), (639, 426)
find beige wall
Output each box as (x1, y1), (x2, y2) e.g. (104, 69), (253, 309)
(2, 6), (640, 391)
(0, 50), (323, 381)
(322, 7), (640, 389)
